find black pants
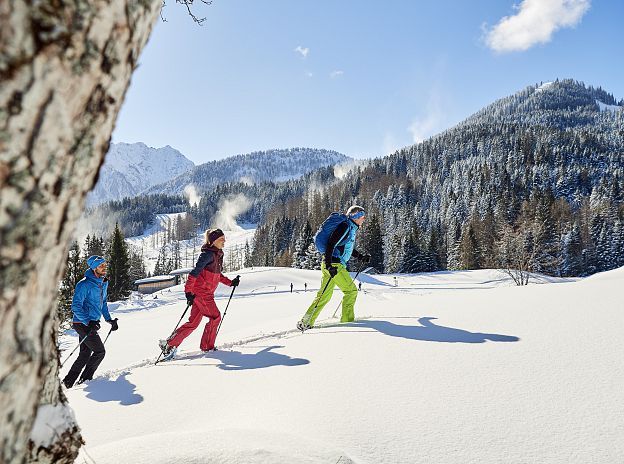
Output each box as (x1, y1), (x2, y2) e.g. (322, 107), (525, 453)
(63, 322), (106, 387)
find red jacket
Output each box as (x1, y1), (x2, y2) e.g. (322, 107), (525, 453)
(185, 245), (232, 297)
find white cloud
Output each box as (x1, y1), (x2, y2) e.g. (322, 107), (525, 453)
(408, 91), (446, 144)
(294, 45), (309, 58)
(305, 71), (313, 78)
(382, 133), (401, 156)
(330, 70), (344, 79)
(485, 0), (591, 53)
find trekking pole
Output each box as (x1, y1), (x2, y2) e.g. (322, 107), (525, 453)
(102, 318), (118, 345)
(332, 265), (365, 319)
(60, 331), (91, 369)
(102, 327), (113, 345)
(214, 276), (240, 344)
(155, 301), (192, 364)
(300, 270), (336, 329)
(102, 328), (113, 345)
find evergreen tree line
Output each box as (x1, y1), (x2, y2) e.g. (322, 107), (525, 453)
(58, 224), (146, 327)
(250, 180), (623, 280)
(249, 80), (624, 279)
(83, 194), (189, 238)
(153, 241), (180, 276)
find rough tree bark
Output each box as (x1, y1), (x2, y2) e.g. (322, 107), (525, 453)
(0, 1), (161, 462)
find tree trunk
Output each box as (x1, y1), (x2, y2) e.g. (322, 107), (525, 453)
(0, 1), (161, 462)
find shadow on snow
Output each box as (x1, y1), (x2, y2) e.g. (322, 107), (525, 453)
(349, 317), (520, 343)
(213, 346), (310, 370)
(172, 345), (310, 370)
(83, 372), (144, 405)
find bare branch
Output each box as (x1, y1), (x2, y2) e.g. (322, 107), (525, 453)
(160, 0), (213, 24)
(177, 0), (209, 25)
(160, 1), (168, 22)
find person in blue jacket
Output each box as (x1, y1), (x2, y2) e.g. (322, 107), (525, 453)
(62, 255), (119, 388)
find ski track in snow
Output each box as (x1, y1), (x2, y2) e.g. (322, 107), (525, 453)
(63, 267), (573, 382)
(88, 317), (375, 381)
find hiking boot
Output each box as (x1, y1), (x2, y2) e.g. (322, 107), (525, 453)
(296, 320), (311, 332)
(76, 377), (91, 385)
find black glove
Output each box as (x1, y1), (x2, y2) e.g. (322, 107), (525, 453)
(231, 276), (240, 287)
(328, 265), (338, 278)
(361, 253), (371, 264)
(106, 318), (119, 331)
(88, 320), (100, 332)
(185, 292), (195, 305)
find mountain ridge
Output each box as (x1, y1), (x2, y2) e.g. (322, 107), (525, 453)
(145, 147), (352, 196)
(87, 142), (195, 206)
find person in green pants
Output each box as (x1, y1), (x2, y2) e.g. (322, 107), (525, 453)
(297, 205), (370, 331)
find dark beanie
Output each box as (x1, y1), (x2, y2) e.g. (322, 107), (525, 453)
(208, 228), (224, 244)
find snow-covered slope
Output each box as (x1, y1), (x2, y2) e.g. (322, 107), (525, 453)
(125, 213), (256, 274)
(58, 267), (624, 463)
(87, 143), (195, 206)
(596, 99), (623, 112)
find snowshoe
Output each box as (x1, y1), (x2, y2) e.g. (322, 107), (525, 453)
(162, 346), (177, 361)
(296, 320), (311, 332)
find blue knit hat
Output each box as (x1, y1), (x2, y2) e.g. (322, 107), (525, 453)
(87, 255), (106, 270)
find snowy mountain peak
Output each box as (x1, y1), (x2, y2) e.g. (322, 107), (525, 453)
(460, 79), (623, 129)
(87, 143), (195, 206)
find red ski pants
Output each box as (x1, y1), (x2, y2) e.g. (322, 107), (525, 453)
(168, 296), (221, 351)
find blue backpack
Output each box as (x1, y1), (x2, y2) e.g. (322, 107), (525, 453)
(314, 213), (348, 253)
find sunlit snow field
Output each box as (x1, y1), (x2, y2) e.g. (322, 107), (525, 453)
(58, 265), (624, 463)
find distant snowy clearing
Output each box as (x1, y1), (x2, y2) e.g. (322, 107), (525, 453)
(126, 215), (256, 273)
(60, 267), (623, 463)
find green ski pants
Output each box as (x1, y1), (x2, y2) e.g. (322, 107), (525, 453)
(302, 262), (357, 326)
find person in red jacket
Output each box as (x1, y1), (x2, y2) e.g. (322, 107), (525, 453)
(159, 228), (240, 360)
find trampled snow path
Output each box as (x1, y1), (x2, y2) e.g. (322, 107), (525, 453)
(59, 268), (624, 463)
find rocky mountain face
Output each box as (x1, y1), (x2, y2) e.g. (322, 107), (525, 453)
(87, 142), (195, 206)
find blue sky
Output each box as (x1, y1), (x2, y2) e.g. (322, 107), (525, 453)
(112, 0), (623, 164)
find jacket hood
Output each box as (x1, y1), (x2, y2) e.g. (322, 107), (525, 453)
(201, 244), (223, 254)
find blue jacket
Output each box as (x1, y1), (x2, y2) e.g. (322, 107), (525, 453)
(71, 269), (111, 325)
